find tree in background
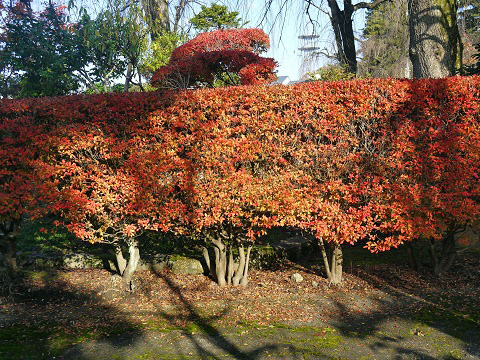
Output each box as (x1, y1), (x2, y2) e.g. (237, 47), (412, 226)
(140, 31), (184, 78)
(359, 1), (480, 78)
(76, 10), (127, 93)
(0, 2), (87, 97)
(302, 0), (390, 75)
(459, 0), (480, 72)
(76, 0), (151, 93)
(190, 3), (245, 33)
(465, 42), (480, 74)
(145, 3), (247, 82)
(358, 0), (410, 78)
(150, 28), (277, 89)
(306, 64), (355, 81)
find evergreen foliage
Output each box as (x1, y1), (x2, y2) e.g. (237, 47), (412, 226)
(190, 3), (245, 33)
(359, 0), (409, 78)
(0, 3), (87, 97)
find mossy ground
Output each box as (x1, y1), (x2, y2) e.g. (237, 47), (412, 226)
(2, 222), (479, 359)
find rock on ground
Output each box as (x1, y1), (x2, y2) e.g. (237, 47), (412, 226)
(171, 258), (204, 275)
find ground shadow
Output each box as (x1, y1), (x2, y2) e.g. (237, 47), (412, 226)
(147, 269), (301, 359)
(0, 269), (144, 359)
(296, 237), (480, 359)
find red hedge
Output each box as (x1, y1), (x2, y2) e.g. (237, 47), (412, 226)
(1, 77), (479, 251)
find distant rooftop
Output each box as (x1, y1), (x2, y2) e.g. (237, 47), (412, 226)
(271, 76), (291, 85)
(270, 76), (306, 86)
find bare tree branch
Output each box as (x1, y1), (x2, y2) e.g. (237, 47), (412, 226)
(354, 0), (391, 11)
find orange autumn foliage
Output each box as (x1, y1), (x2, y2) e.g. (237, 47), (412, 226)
(0, 77), (479, 253)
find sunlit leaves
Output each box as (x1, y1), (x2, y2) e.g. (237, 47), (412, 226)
(150, 28), (277, 89)
(1, 76), (479, 256)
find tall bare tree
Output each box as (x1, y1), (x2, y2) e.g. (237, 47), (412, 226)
(257, 0), (391, 75)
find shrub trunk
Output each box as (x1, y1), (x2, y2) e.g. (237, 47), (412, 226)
(111, 239), (140, 291)
(203, 239), (252, 287)
(319, 238), (343, 285)
(429, 234), (457, 276)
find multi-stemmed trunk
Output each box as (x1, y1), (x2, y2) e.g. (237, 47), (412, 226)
(112, 239), (140, 291)
(428, 233), (457, 276)
(202, 238), (252, 287)
(318, 238), (343, 285)
(405, 231), (458, 275)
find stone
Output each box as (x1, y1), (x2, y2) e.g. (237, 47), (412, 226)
(171, 258), (204, 275)
(137, 254), (168, 272)
(62, 253), (103, 269)
(291, 273), (304, 283)
(271, 236), (313, 262)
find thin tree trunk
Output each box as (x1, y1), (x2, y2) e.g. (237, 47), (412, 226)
(103, 72), (108, 93)
(329, 242), (343, 285)
(428, 238), (440, 274)
(318, 238), (343, 285)
(114, 245), (127, 275)
(439, 233), (457, 273)
(318, 238), (332, 280)
(4, 237), (17, 278)
(122, 239), (140, 290)
(240, 244), (252, 286)
(232, 244), (245, 286)
(1, 220), (19, 278)
(430, 233), (457, 275)
(202, 246), (213, 278)
(124, 62), (133, 92)
(405, 241), (422, 271)
(138, 71), (145, 92)
(212, 239), (227, 287)
(227, 244), (234, 286)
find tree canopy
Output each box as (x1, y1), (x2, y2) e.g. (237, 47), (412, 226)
(190, 3), (245, 33)
(359, 0), (409, 78)
(150, 28), (277, 88)
(0, 2), (87, 97)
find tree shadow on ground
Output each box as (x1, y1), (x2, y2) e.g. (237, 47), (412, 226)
(308, 250), (480, 360)
(0, 269), (143, 360)
(147, 269), (301, 359)
(354, 265), (479, 356)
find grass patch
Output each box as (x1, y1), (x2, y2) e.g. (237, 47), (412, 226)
(233, 321), (342, 349)
(411, 304), (480, 337)
(0, 324), (50, 360)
